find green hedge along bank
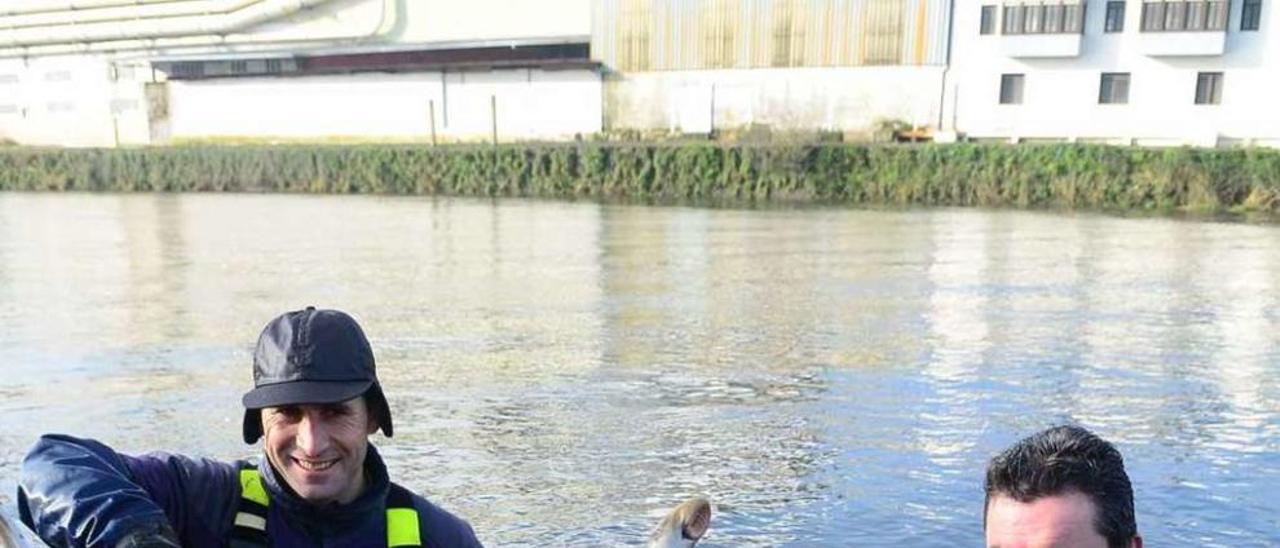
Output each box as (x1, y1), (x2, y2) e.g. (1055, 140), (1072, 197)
(1, 143), (1278, 214)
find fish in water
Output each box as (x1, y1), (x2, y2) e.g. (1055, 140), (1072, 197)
(648, 497), (712, 548)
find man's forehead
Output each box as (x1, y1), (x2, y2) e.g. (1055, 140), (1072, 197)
(985, 491), (1107, 548)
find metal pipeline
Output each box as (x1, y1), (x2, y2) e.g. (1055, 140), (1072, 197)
(0, 0), (332, 48)
(2, 0), (195, 17)
(1, 1), (274, 31)
(0, 0), (399, 59)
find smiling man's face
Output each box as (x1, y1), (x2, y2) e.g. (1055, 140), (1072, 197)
(262, 396), (377, 505)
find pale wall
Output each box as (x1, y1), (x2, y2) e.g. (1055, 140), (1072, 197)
(948, 0), (1280, 145)
(0, 57), (151, 147)
(167, 69), (601, 142)
(398, 0), (592, 43)
(605, 67), (946, 134)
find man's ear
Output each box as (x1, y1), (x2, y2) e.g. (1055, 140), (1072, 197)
(367, 415), (380, 435)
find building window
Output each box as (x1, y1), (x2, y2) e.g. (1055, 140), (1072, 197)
(0, 104), (18, 114)
(1195, 72), (1223, 104)
(1045, 4), (1065, 32)
(1025, 4), (1045, 32)
(44, 71), (71, 82)
(1241, 0), (1262, 30)
(1003, 5), (1025, 33)
(1063, 3), (1086, 32)
(1099, 73), (1130, 104)
(1000, 74), (1025, 104)
(981, 5), (997, 34)
(1105, 1), (1126, 31)
(1187, 1), (1208, 29)
(1002, 2), (1084, 34)
(0, 74), (18, 85)
(1143, 1), (1228, 31)
(46, 101), (75, 113)
(1165, 1), (1187, 29)
(1207, 0), (1229, 29)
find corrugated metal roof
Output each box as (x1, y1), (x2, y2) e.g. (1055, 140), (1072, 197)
(592, 0), (951, 71)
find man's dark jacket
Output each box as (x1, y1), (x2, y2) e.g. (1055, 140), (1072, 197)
(18, 434), (483, 547)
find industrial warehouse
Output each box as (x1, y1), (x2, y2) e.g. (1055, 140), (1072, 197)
(0, 0), (1276, 147)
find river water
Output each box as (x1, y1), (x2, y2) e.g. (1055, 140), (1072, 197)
(0, 193), (1276, 546)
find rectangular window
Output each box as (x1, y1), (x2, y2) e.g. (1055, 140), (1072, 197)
(1165, 1), (1187, 29)
(1187, 1), (1208, 29)
(1004, 5), (1025, 33)
(44, 70), (71, 82)
(1105, 1), (1126, 31)
(1242, 0), (1262, 30)
(1208, 0), (1229, 29)
(1195, 72), (1223, 104)
(0, 104), (18, 114)
(1000, 74), (1025, 104)
(1142, 2), (1165, 30)
(981, 5), (997, 34)
(46, 101), (75, 113)
(1045, 4), (1065, 32)
(1099, 73), (1130, 104)
(1025, 4), (1045, 33)
(0, 74), (18, 85)
(1064, 3), (1086, 32)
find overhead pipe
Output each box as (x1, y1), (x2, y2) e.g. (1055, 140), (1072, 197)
(0, 0), (332, 48)
(1, 0), (274, 31)
(0, 0), (399, 59)
(2, 0), (190, 17)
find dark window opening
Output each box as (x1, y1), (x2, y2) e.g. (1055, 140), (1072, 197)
(1195, 72), (1223, 104)
(1242, 0), (1262, 30)
(1099, 72), (1130, 104)
(1105, 1), (1126, 31)
(981, 5), (997, 34)
(1000, 73), (1025, 104)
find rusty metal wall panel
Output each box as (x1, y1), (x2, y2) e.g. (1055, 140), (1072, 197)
(594, 0), (950, 71)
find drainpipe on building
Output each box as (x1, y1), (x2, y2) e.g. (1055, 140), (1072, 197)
(938, 0), (956, 133)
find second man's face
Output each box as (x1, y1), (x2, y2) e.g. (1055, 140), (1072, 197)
(261, 396), (378, 505)
(984, 491), (1113, 548)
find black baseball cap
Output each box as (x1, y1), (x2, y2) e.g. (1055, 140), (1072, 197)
(241, 307), (394, 443)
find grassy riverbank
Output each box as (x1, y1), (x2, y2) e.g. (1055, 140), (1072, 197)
(1, 143), (1277, 214)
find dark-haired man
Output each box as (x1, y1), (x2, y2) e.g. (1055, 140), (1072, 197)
(18, 307), (482, 547)
(983, 425), (1142, 548)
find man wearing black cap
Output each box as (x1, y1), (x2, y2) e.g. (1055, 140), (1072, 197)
(17, 307), (483, 547)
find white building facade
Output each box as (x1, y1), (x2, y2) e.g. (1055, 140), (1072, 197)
(947, 0), (1280, 146)
(0, 0), (600, 147)
(3, 0), (1278, 148)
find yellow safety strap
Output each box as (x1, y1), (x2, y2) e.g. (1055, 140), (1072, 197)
(239, 469), (270, 507)
(237, 466), (424, 547)
(386, 508), (422, 547)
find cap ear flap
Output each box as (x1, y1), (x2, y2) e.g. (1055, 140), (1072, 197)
(243, 408), (263, 444)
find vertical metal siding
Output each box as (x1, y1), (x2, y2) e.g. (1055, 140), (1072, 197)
(594, 0), (951, 71)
